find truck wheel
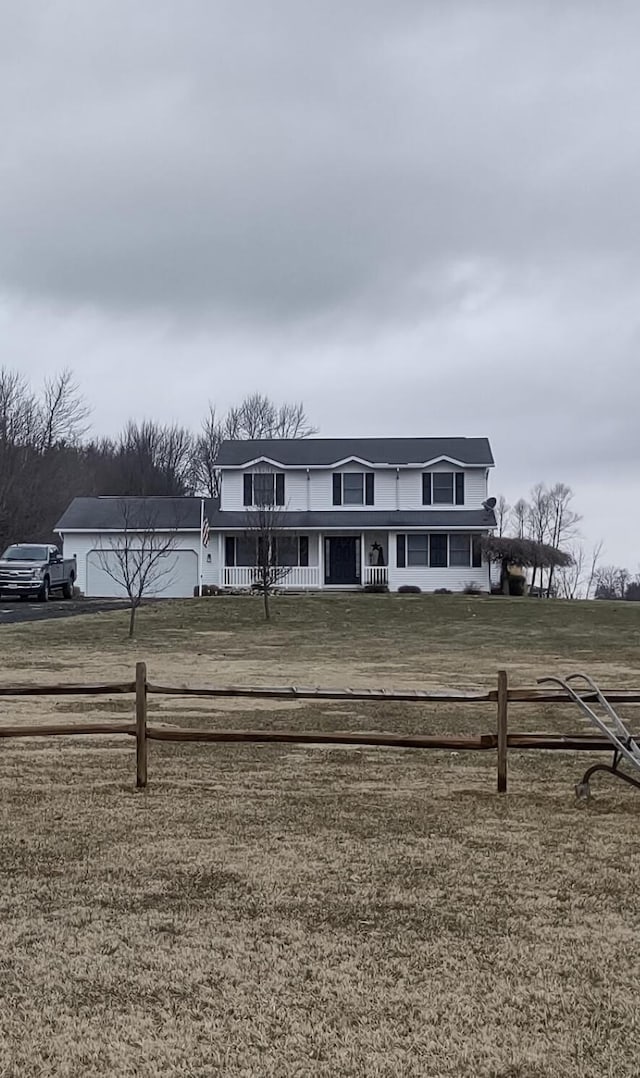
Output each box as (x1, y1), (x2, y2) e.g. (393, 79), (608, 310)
(62, 577), (74, 600)
(38, 577), (50, 602)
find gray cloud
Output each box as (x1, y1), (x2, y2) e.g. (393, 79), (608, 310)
(1, 0), (639, 565)
(3, 2), (640, 320)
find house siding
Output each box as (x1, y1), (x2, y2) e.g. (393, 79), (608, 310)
(221, 464), (489, 514)
(388, 563), (490, 593)
(61, 532), (219, 597)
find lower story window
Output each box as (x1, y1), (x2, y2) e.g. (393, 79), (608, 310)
(407, 534), (428, 566)
(274, 536), (309, 567)
(225, 535), (309, 567)
(396, 533), (483, 569)
(449, 534), (471, 567)
(225, 536), (257, 566)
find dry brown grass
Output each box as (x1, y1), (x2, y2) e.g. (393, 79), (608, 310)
(1, 595), (639, 1076)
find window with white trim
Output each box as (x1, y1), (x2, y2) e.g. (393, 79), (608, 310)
(225, 536), (257, 566)
(396, 533), (483, 569)
(407, 534), (428, 566)
(449, 534), (471, 567)
(332, 472), (375, 506)
(243, 472), (285, 506)
(422, 472), (465, 505)
(225, 535), (309, 567)
(274, 536), (309, 567)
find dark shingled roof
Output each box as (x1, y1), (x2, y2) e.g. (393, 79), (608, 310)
(56, 498), (495, 532)
(216, 437), (494, 468)
(213, 509), (496, 529)
(55, 497), (217, 532)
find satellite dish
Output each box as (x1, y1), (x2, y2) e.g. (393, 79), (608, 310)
(482, 497), (497, 511)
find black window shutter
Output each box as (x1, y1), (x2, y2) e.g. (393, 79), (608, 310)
(299, 536), (309, 567)
(455, 473), (465, 505)
(472, 535), (482, 568)
(224, 537), (235, 566)
(243, 474), (253, 506)
(396, 534), (406, 568)
(365, 473), (375, 505)
(422, 473), (432, 505)
(275, 473), (285, 505)
(332, 474), (342, 505)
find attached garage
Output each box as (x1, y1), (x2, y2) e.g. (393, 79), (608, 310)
(86, 548), (198, 599)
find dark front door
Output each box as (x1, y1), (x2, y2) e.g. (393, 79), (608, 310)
(325, 537), (359, 585)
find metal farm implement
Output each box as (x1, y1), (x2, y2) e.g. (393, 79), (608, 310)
(539, 673), (640, 799)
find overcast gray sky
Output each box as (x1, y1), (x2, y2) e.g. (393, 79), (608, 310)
(1, 1), (638, 566)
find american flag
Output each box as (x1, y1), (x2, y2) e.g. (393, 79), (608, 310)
(201, 516), (210, 548)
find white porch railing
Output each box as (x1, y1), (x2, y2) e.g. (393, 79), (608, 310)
(363, 565), (389, 587)
(223, 566), (321, 589)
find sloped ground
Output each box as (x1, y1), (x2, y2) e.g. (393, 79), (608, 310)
(0, 595), (639, 1076)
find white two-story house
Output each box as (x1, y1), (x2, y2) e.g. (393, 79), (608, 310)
(56, 437), (497, 597)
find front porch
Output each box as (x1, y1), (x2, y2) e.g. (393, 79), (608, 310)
(221, 531), (389, 590)
(223, 565), (322, 589)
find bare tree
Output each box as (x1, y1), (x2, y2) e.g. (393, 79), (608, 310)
(495, 495), (510, 537)
(617, 567), (632, 599)
(0, 370), (44, 549)
(191, 394), (317, 498)
(272, 401), (318, 439)
(40, 369), (90, 449)
(545, 483), (581, 597)
(243, 480), (294, 620)
(191, 404), (223, 497)
(526, 484), (552, 595)
(595, 565), (630, 601)
(225, 393), (317, 440)
(510, 498), (528, 539)
(0, 369), (39, 445)
(116, 420), (194, 495)
(556, 543), (586, 599)
(95, 501), (183, 636)
(585, 539), (604, 599)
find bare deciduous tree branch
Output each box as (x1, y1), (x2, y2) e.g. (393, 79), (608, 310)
(95, 501), (183, 636)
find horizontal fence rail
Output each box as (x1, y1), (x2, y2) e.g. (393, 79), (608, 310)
(0, 681), (136, 697)
(1, 680), (639, 704)
(0, 723), (615, 752)
(0, 663), (637, 792)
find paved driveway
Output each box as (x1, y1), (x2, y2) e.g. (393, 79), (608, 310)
(0, 597), (130, 626)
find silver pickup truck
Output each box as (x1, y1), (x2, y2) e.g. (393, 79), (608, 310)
(0, 544), (77, 602)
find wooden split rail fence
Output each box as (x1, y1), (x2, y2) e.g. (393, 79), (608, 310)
(1, 664), (638, 792)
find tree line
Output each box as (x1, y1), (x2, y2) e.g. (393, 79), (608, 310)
(0, 368), (316, 552)
(495, 484), (639, 600)
(493, 483), (590, 597)
(593, 566), (640, 602)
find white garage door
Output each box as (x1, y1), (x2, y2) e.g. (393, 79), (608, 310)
(86, 549), (198, 598)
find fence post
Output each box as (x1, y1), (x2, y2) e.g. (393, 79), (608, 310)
(135, 661), (148, 789)
(497, 669), (508, 793)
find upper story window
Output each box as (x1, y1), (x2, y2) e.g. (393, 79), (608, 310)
(243, 472), (285, 506)
(333, 472), (375, 506)
(422, 471), (465, 506)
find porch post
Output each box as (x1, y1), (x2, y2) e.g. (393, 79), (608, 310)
(361, 531), (365, 586)
(218, 531), (224, 588)
(318, 533), (324, 588)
